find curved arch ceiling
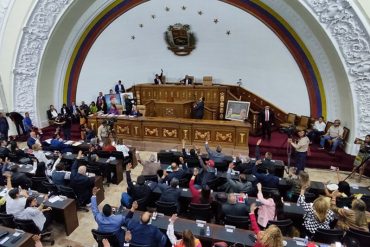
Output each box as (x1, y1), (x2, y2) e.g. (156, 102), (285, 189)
(63, 0), (326, 117)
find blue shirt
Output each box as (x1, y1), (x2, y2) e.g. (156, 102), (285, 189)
(91, 196), (133, 245)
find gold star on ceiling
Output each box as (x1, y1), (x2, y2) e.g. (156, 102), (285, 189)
(181, 6), (186, 10)
(151, 14), (156, 19)
(198, 11), (203, 15)
(214, 18), (219, 24)
(165, 6), (170, 12)
(131, 35), (135, 40)
(139, 24), (143, 28)
(226, 30), (231, 35)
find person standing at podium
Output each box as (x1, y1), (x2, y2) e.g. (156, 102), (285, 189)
(154, 69), (163, 84)
(193, 97), (205, 119)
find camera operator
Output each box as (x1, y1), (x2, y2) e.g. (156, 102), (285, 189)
(97, 120), (110, 142)
(288, 130), (309, 175)
(352, 134), (370, 182)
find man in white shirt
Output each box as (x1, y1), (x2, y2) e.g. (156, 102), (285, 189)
(4, 173), (28, 218)
(307, 116), (326, 144)
(319, 119), (344, 154)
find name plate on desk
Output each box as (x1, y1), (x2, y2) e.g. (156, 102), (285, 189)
(225, 225), (236, 233)
(196, 220), (206, 227)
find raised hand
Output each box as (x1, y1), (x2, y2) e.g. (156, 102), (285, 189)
(170, 214), (178, 223)
(256, 139), (262, 146)
(126, 163), (133, 171)
(92, 187), (100, 196)
(131, 201), (138, 211)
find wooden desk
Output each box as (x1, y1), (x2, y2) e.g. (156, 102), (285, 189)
(0, 226), (33, 247)
(88, 116), (250, 147)
(152, 100), (194, 118)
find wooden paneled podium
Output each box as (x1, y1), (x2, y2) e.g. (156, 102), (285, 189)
(88, 115), (250, 147)
(153, 100), (194, 118)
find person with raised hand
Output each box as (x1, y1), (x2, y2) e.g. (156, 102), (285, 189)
(167, 214), (202, 247)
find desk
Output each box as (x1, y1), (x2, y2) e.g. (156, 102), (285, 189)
(152, 100), (194, 118)
(119, 209), (307, 247)
(0, 226), (33, 247)
(88, 116), (250, 147)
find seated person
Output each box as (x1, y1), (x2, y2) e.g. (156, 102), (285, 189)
(319, 119), (344, 154)
(222, 162), (253, 194)
(198, 155), (216, 187)
(50, 134), (72, 153)
(121, 163), (151, 208)
(181, 139), (199, 167)
(91, 187), (137, 246)
(102, 138), (116, 152)
(18, 196), (52, 232)
(85, 125), (96, 142)
(70, 151), (95, 206)
(23, 112), (42, 134)
(253, 162), (280, 189)
(130, 105), (142, 117)
(233, 153), (253, 174)
(255, 183), (285, 228)
(4, 173), (29, 218)
(160, 162), (186, 183)
(46, 105), (58, 121)
(255, 139), (275, 174)
(180, 75), (193, 85)
(51, 160), (70, 186)
(89, 101), (98, 114)
(189, 168), (212, 204)
(8, 141), (28, 160)
(307, 116), (326, 143)
(108, 104), (119, 115)
(205, 140), (225, 163)
(167, 214), (202, 247)
(221, 193), (249, 217)
(158, 178), (182, 207)
(27, 131), (41, 149)
(139, 153), (161, 176)
(285, 168), (310, 201)
(123, 211), (167, 247)
(32, 143), (52, 166)
(0, 139), (9, 157)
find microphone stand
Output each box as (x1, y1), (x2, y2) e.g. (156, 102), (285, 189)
(286, 140), (292, 174)
(343, 153), (370, 183)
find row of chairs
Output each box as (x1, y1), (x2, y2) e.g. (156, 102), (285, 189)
(313, 228), (370, 246)
(0, 213), (54, 245)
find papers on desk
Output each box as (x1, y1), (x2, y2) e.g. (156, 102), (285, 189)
(72, 141), (82, 146)
(45, 138), (52, 144)
(284, 202), (291, 206)
(196, 220), (206, 228)
(65, 140), (74, 145)
(48, 196), (65, 203)
(182, 188), (188, 191)
(351, 185), (359, 189)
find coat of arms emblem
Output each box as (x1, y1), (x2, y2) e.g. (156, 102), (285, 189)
(164, 23), (197, 56)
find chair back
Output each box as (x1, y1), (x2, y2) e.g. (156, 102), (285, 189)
(286, 113), (296, 124)
(186, 159), (200, 168)
(111, 151), (124, 160)
(143, 175), (158, 183)
(206, 177), (224, 191)
(343, 127), (350, 141)
(136, 197), (148, 211)
(157, 152), (175, 164)
(261, 187), (280, 198)
(189, 203), (212, 222)
(58, 185), (77, 200)
(129, 244), (151, 247)
(155, 201), (177, 216)
(292, 192), (316, 203)
(0, 213), (15, 228)
(336, 196), (353, 209)
(267, 219), (293, 236)
(97, 150), (111, 158)
(224, 215), (250, 230)
(91, 229), (120, 247)
(178, 178), (189, 188)
(344, 228), (370, 247)
(214, 161), (228, 172)
(313, 228), (344, 244)
(296, 116), (310, 131)
(13, 218), (40, 234)
(87, 164), (102, 176)
(42, 181), (59, 195)
(31, 177), (48, 194)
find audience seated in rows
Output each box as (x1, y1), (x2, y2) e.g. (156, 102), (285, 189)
(160, 162), (187, 183)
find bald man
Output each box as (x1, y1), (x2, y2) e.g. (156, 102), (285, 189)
(70, 151), (95, 206)
(123, 211), (167, 247)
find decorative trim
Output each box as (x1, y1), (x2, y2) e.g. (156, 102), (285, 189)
(12, 0), (71, 125)
(0, 0), (11, 33)
(303, 0), (370, 138)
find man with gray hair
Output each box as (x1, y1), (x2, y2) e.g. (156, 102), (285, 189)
(70, 151), (95, 206)
(139, 153), (161, 176)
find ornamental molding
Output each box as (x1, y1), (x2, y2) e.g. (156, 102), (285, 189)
(302, 0), (370, 137)
(12, 0), (71, 125)
(0, 0), (11, 32)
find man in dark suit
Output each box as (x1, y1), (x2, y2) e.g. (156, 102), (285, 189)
(259, 105), (275, 140)
(6, 112), (25, 136)
(70, 151), (95, 206)
(221, 193), (249, 217)
(158, 178), (182, 208)
(96, 92), (106, 112)
(154, 69), (163, 85)
(124, 95), (133, 115)
(0, 112), (9, 140)
(180, 75), (193, 85)
(10, 164), (32, 189)
(193, 97), (205, 119)
(69, 101), (80, 122)
(114, 80), (125, 94)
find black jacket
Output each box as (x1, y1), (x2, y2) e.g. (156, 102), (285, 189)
(126, 171), (151, 201)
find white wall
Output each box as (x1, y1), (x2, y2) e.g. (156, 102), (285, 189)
(77, 0), (309, 115)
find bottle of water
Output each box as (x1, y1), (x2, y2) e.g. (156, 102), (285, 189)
(28, 188), (32, 196)
(206, 226), (211, 236)
(303, 236), (308, 246)
(214, 168), (217, 176)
